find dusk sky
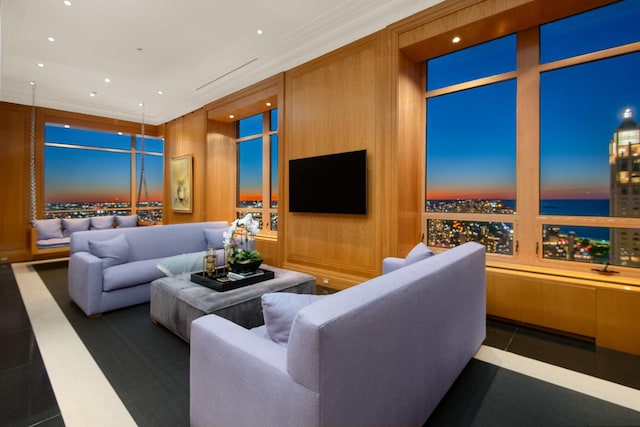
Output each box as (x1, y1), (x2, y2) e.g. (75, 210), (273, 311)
(45, 125), (163, 204)
(426, 0), (640, 202)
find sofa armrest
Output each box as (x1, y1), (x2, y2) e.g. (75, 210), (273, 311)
(68, 251), (105, 316)
(190, 315), (318, 427)
(382, 256), (404, 274)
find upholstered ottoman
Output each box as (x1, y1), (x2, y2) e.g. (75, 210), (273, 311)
(150, 265), (316, 342)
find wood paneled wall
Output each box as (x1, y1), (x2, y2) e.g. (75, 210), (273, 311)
(282, 32), (394, 289)
(164, 109), (207, 224)
(0, 103), (31, 262)
(0, 103), (161, 263)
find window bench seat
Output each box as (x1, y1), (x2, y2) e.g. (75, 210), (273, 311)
(28, 215), (142, 258)
(486, 261), (640, 355)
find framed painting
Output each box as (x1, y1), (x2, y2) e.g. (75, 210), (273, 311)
(170, 154), (193, 213)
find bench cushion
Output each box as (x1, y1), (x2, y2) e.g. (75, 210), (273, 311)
(62, 218), (90, 237)
(115, 214), (138, 228)
(91, 215), (115, 230)
(37, 236), (71, 248)
(35, 218), (63, 240)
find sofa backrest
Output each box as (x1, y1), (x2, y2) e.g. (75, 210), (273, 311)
(70, 221), (228, 262)
(286, 242), (486, 426)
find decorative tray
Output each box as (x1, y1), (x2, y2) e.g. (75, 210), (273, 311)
(190, 268), (275, 292)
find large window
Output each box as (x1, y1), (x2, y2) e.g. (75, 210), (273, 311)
(424, 0), (640, 274)
(426, 35), (517, 255)
(44, 124), (164, 222)
(236, 109), (278, 233)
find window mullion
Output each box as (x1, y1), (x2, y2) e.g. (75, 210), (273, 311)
(515, 27), (541, 264)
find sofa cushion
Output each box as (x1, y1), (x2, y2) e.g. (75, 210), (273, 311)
(62, 218), (90, 237)
(90, 215), (115, 230)
(261, 293), (324, 346)
(204, 228), (225, 248)
(89, 234), (130, 268)
(403, 242), (435, 267)
(103, 258), (166, 292)
(35, 218), (63, 240)
(157, 251), (206, 277)
(115, 214), (138, 228)
(37, 237), (71, 248)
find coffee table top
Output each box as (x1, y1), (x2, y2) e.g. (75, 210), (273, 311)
(191, 268), (275, 292)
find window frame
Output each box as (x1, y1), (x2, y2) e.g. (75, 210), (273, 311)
(234, 110), (278, 236)
(43, 123), (164, 222)
(421, 9), (640, 278)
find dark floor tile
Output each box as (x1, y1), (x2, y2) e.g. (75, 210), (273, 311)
(0, 304), (31, 335)
(34, 414), (65, 427)
(506, 325), (597, 374)
(484, 318), (517, 350)
(595, 346), (640, 390)
(0, 360), (61, 427)
(0, 328), (42, 371)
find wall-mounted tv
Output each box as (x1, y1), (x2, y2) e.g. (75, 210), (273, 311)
(289, 149), (367, 215)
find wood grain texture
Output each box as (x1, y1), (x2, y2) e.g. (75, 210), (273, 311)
(596, 288), (640, 354)
(283, 33), (387, 281)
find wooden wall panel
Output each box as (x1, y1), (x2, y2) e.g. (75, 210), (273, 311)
(204, 120), (236, 222)
(283, 33), (388, 285)
(488, 270), (598, 336)
(163, 110), (206, 224)
(543, 283), (595, 337)
(395, 51), (424, 257)
(0, 103), (30, 262)
(488, 271), (544, 325)
(596, 288), (640, 354)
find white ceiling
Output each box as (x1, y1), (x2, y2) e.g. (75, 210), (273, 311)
(1, 0), (442, 125)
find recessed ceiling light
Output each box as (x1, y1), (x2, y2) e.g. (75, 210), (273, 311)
(104, 78), (111, 83)
(265, 102), (271, 107)
(229, 114), (235, 119)
(257, 29), (263, 35)
(37, 62), (45, 68)
(157, 90), (163, 95)
(63, 0), (71, 6)
(48, 36), (55, 42)
(90, 91), (97, 97)
(452, 36), (461, 43)
(30, 81), (36, 86)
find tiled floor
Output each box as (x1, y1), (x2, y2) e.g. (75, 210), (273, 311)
(0, 263), (62, 427)
(3, 261), (640, 426)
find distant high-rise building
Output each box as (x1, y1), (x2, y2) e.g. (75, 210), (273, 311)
(609, 108), (640, 266)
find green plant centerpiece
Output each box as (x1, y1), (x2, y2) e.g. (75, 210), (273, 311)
(223, 213), (263, 274)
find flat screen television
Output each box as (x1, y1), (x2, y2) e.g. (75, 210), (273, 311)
(289, 149), (367, 214)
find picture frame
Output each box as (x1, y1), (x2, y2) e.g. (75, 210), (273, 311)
(170, 154), (193, 213)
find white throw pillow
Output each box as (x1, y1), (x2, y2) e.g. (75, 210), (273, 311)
(261, 293), (324, 345)
(156, 251), (206, 277)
